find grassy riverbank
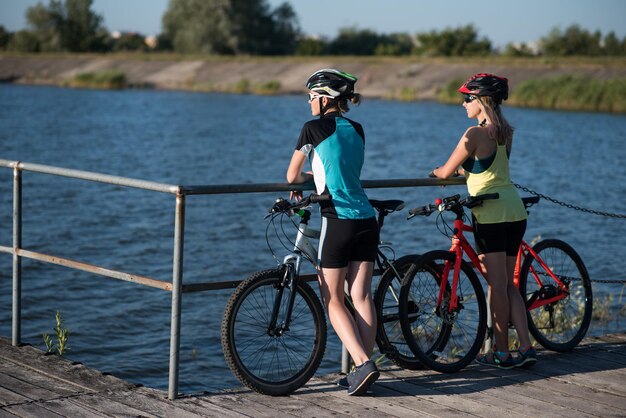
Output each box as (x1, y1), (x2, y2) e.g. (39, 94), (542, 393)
(2, 53), (625, 113)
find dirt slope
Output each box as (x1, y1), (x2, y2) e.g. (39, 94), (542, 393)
(1, 55), (624, 99)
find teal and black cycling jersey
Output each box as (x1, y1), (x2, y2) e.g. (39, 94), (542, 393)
(295, 111), (375, 220)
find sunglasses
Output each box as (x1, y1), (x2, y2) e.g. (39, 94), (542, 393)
(308, 93), (322, 103)
(463, 95), (478, 103)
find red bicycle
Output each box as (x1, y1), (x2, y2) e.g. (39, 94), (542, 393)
(399, 193), (593, 373)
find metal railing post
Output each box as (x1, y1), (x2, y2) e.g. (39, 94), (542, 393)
(168, 192), (185, 400)
(12, 167), (22, 346)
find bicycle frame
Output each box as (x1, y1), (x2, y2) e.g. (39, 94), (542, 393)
(440, 216), (570, 313)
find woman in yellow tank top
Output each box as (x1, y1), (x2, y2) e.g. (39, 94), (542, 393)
(430, 73), (536, 369)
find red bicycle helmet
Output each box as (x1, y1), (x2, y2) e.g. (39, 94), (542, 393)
(458, 73), (509, 103)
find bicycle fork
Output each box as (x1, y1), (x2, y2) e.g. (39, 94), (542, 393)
(267, 256), (301, 336)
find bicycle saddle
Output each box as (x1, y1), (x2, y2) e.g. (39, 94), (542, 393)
(369, 199), (405, 214)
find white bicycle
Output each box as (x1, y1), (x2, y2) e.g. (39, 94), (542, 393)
(220, 193), (424, 395)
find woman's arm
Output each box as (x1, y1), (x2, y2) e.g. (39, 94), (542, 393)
(432, 128), (476, 179)
(286, 150), (313, 183)
(286, 150), (313, 200)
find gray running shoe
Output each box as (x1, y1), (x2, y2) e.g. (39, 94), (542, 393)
(347, 360), (379, 396)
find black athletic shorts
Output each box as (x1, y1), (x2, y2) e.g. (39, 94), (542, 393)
(472, 215), (527, 256)
(318, 216), (379, 268)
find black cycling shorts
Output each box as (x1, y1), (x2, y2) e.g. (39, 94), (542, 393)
(472, 216), (527, 256)
(318, 216), (379, 268)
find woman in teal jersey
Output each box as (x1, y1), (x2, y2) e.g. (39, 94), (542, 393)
(286, 69), (380, 395)
(430, 73), (536, 369)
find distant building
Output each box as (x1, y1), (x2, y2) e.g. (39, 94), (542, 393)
(144, 35), (158, 49)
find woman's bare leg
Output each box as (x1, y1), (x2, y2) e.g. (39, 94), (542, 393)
(346, 260), (376, 357)
(318, 266), (369, 365)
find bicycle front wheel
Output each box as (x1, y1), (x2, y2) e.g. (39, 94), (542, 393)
(520, 239), (592, 352)
(221, 268), (327, 396)
(400, 250), (487, 373)
(374, 254), (425, 370)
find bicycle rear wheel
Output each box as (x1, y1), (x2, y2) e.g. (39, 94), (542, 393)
(374, 254), (425, 370)
(221, 268), (327, 395)
(400, 250), (487, 373)
(520, 239), (592, 352)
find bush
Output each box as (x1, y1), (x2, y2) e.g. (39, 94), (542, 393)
(65, 70), (127, 89)
(509, 75), (626, 113)
(436, 78), (465, 104)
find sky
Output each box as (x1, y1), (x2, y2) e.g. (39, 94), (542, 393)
(1, 0), (625, 48)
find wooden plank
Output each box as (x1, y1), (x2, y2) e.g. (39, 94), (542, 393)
(31, 398), (109, 418)
(490, 367), (626, 412)
(202, 389), (301, 417)
(240, 384), (345, 418)
(3, 402), (65, 418)
(581, 344), (626, 364)
(477, 370), (614, 418)
(531, 350), (626, 396)
(385, 367), (534, 418)
(0, 409), (19, 418)
(0, 372), (69, 402)
(62, 393), (161, 418)
(0, 386), (31, 406)
(307, 375), (440, 418)
(0, 362), (81, 397)
(0, 342), (130, 393)
(372, 379), (479, 418)
(107, 387), (243, 418)
(171, 395), (252, 418)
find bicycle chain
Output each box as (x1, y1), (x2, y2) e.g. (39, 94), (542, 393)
(514, 183), (626, 219)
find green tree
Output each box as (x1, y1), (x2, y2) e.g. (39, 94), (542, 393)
(328, 27), (382, 55)
(162, 0), (299, 55)
(62, 0), (106, 51)
(296, 37), (328, 55)
(415, 25), (491, 56)
(502, 42), (535, 57)
(8, 30), (40, 52)
(602, 31), (624, 56)
(24, 1), (64, 51)
(374, 33), (414, 56)
(540, 25), (604, 56)
(267, 2), (299, 54)
(112, 32), (148, 52)
(0, 26), (11, 50)
(22, 0), (107, 52)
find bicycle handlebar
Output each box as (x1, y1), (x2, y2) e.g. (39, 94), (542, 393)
(269, 193), (331, 215)
(407, 193), (499, 219)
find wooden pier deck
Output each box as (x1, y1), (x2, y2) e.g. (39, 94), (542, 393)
(1, 334), (625, 417)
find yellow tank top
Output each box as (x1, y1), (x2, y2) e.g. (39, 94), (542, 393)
(465, 144), (527, 224)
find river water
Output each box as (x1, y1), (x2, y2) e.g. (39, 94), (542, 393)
(0, 84), (625, 393)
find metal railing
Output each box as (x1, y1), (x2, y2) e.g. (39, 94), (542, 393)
(0, 159), (464, 399)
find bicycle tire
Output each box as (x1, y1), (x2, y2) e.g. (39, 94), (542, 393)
(374, 254), (425, 370)
(221, 268), (327, 396)
(520, 239), (592, 352)
(400, 250), (487, 373)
